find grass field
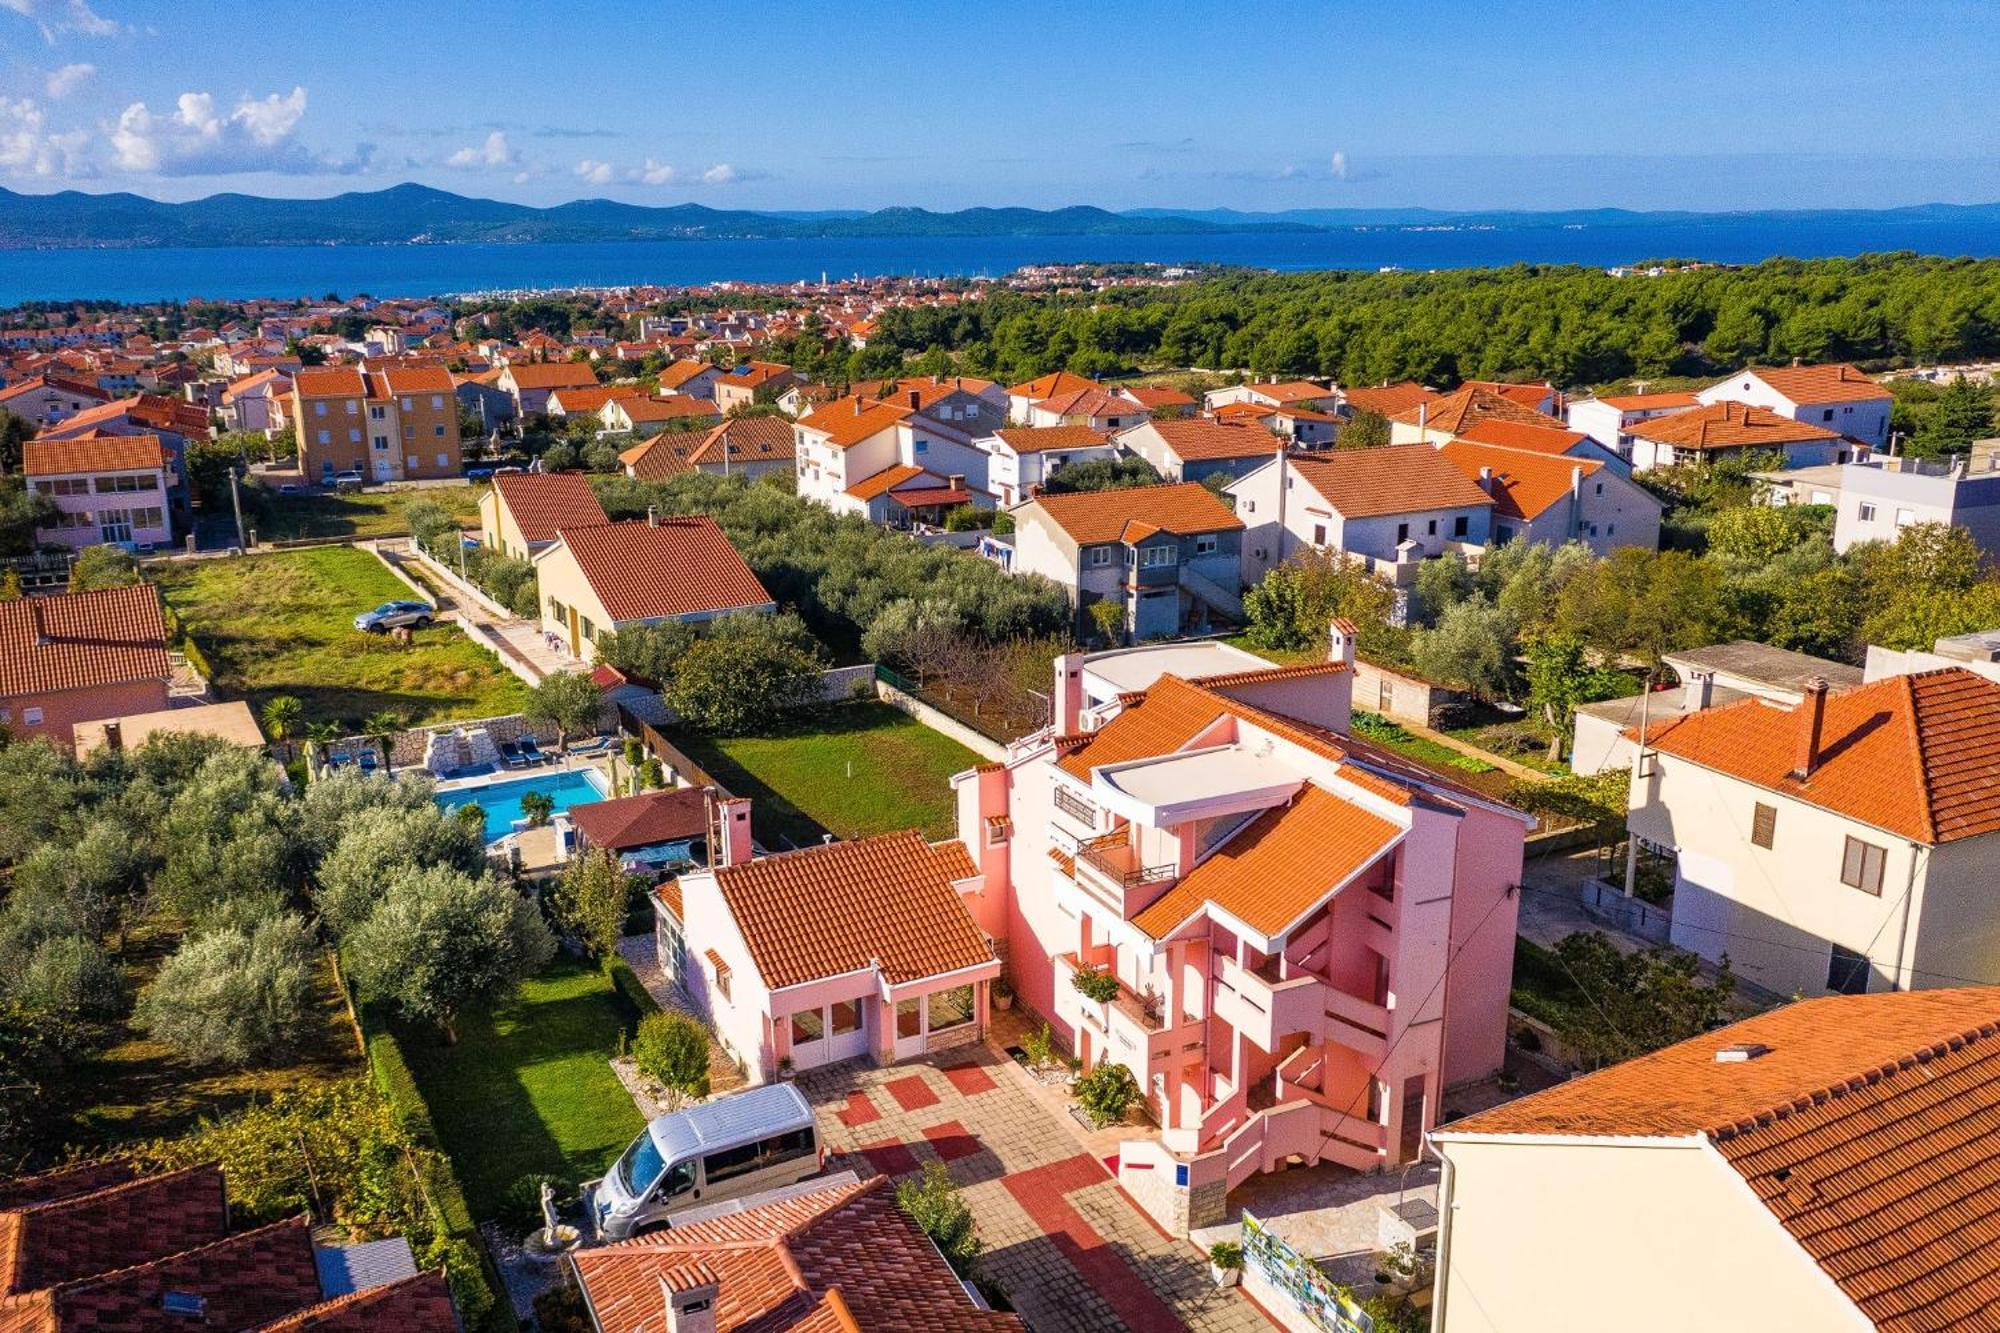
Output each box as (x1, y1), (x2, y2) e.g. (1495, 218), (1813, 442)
(670, 702), (982, 848)
(153, 545), (530, 729)
(58, 919), (361, 1150)
(248, 484), (482, 542)
(399, 957), (646, 1219)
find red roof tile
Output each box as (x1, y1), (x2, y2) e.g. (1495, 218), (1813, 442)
(797, 397), (911, 450)
(0, 1167), (226, 1298)
(1437, 439), (1601, 521)
(991, 426), (1109, 455)
(1729, 362), (1889, 405)
(710, 831), (992, 989)
(1341, 382), (1438, 418)
(252, 1273), (457, 1333)
(1142, 418), (1282, 462)
(1628, 400), (1844, 450)
(551, 517), (772, 624)
(1286, 445), (1493, 519)
(570, 788), (711, 852)
(490, 472), (610, 547)
(291, 368), (366, 400)
(503, 362), (600, 391)
(1029, 482), (1242, 545)
(22, 435), (167, 478)
(1641, 667), (2000, 844)
(1389, 384), (1563, 434)
(0, 585), (171, 700)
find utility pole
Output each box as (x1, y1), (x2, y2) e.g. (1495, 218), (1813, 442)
(1622, 666), (1655, 898)
(227, 467), (247, 550)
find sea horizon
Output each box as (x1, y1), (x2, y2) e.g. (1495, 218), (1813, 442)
(7, 210), (2000, 303)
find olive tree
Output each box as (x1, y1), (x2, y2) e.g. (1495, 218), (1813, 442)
(135, 911), (317, 1066)
(524, 670), (605, 754)
(314, 803), (487, 937)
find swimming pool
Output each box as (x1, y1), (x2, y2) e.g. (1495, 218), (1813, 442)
(435, 768), (610, 843)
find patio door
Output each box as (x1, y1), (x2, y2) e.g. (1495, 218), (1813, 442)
(893, 998), (926, 1061)
(98, 509), (133, 544)
(891, 984), (977, 1062)
(788, 998), (869, 1070)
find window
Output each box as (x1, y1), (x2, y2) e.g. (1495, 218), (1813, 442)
(913, 438), (928, 453)
(1594, 482), (1604, 495)
(659, 1160), (696, 1199)
(1140, 545), (1177, 567)
(36, 477), (88, 496)
(789, 1008), (824, 1046)
(1821, 409), (1835, 422)
(1194, 534), (1218, 555)
(702, 1140), (764, 1184)
(436, 453), (449, 468)
(1841, 836), (1886, 896)
(1826, 944), (1870, 995)
(1426, 518), (1437, 536)
(1312, 523), (1327, 546)
(928, 985), (975, 1032)
(22, 705), (44, 725)
(1452, 515), (1470, 538)
(317, 430), (331, 445)
(370, 405), (386, 420)
(1858, 502), (1877, 522)
(1088, 546), (1112, 567)
(1751, 802), (1777, 848)
(829, 999), (861, 1035)
(1894, 508), (1916, 528)
(373, 436), (390, 451)
(435, 425), (446, 437)
(762, 1127), (816, 1168)
(402, 425), (414, 440)
(896, 998), (923, 1040)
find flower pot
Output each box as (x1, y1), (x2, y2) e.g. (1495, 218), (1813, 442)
(1211, 1265), (1241, 1289)
(994, 992), (1014, 1011)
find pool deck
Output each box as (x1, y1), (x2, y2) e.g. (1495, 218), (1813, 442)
(430, 753), (613, 795)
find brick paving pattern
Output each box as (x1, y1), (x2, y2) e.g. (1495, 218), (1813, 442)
(800, 1049), (1272, 1333)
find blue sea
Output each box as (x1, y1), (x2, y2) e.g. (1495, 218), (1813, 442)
(6, 213), (2000, 302)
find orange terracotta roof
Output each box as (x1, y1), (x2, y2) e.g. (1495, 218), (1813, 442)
(1462, 379), (1556, 409)
(1144, 417), (1282, 462)
(0, 1166), (226, 1297)
(550, 517), (772, 624)
(1005, 370), (1096, 401)
(1029, 482), (1242, 545)
(852, 375), (996, 410)
(1250, 379), (1334, 404)
(22, 434), (167, 477)
(0, 584), (171, 700)
(574, 1177), (1016, 1333)
(490, 472), (609, 547)
(371, 365), (454, 395)
(687, 416), (794, 469)
(656, 359), (716, 390)
(710, 831), (991, 989)
(1641, 667), (2000, 844)
(1036, 386), (1134, 419)
(1453, 419), (1591, 456)
(1731, 362), (1889, 405)
(1438, 439), (1601, 521)
(1133, 784), (1400, 939)
(291, 367), (366, 399)
(614, 395), (720, 424)
(1341, 382), (1438, 418)
(1193, 660), (1351, 689)
(503, 362), (600, 390)
(619, 429), (712, 482)
(1444, 987), (2000, 1333)
(654, 877), (684, 920)
(568, 788), (709, 851)
(844, 463), (928, 501)
(990, 425), (1109, 455)
(253, 1272), (458, 1333)
(1118, 385), (1195, 408)
(1627, 400), (1844, 450)
(717, 360), (793, 389)
(797, 396), (910, 450)
(1389, 384), (1563, 434)
(1285, 445), (1493, 519)
(546, 384), (621, 413)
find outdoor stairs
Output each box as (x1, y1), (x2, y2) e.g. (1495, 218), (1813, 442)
(1178, 565), (1245, 621)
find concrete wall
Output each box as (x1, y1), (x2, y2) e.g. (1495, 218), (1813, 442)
(1, 677), (171, 748)
(1437, 1137), (1867, 1333)
(872, 676), (1006, 761)
(1350, 659), (1460, 728)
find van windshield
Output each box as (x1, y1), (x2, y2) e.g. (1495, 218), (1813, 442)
(615, 1132), (666, 1197)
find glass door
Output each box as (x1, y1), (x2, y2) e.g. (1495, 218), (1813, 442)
(98, 509), (133, 544)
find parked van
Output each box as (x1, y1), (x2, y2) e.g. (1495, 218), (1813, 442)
(586, 1083), (822, 1239)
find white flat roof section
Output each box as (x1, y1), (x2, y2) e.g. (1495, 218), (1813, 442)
(1093, 743), (1303, 826)
(1080, 639), (1274, 698)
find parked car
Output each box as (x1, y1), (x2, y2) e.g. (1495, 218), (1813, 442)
(494, 465), (525, 475)
(332, 470), (365, 492)
(276, 482), (301, 496)
(465, 466), (495, 481)
(353, 600), (435, 633)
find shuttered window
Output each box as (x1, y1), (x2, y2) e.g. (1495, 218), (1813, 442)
(1841, 837), (1886, 896)
(1750, 803), (1777, 849)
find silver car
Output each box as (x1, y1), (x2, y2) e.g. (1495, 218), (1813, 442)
(353, 600), (434, 633)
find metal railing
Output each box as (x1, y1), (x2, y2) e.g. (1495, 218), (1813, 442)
(1052, 784), (1096, 825)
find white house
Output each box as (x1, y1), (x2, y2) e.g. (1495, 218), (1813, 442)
(1830, 454), (2000, 555)
(1564, 390), (1699, 460)
(1624, 401), (1855, 472)
(981, 426), (1117, 507)
(1116, 417), (1281, 486)
(1436, 439), (1662, 554)
(793, 394), (991, 525)
(1227, 444), (1493, 582)
(1696, 362), (1892, 450)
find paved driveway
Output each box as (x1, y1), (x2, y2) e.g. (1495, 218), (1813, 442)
(798, 1048), (1271, 1333)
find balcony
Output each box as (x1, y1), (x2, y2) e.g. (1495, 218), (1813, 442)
(1051, 828), (1178, 921)
(1213, 953), (1326, 1052)
(1052, 784), (1097, 826)
(1054, 952), (1171, 1074)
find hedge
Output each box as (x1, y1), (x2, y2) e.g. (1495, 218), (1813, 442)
(346, 969), (515, 1333)
(602, 955), (661, 1026)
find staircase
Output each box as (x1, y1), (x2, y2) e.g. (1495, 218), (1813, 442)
(1178, 564), (1245, 622)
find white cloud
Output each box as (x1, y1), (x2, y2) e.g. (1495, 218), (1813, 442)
(0, 95), (91, 177)
(59, 0), (119, 36)
(512, 170), (531, 185)
(0, 0), (36, 17)
(447, 129), (514, 169)
(700, 163), (738, 185)
(634, 157), (675, 186)
(3, 0), (127, 39)
(1330, 150), (1349, 180)
(108, 85), (347, 176)
(43, 61), (92, 97)
(574, 158), (614, 186)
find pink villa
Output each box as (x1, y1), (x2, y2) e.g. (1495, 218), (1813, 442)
(656, 809), (1001, 1080)
(951, 628), (1531, 1233)
(23, 435), (176, 550)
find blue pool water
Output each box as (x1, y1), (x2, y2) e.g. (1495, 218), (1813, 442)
(435, 769), (609, 843)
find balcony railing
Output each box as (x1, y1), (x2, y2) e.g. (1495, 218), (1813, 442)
(1078, 830), (1177, 890)
(1052, 784), (1096, 825)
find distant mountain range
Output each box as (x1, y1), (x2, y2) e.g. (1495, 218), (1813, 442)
(4, 183), (2000, 249)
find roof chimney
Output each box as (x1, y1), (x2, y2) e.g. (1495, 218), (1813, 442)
(28, 600), (49, 647)
(1328, 617), (1358, 668)
(1791, 676), (1830, 781)
(102, 720), (124, 751)
(647, 505), (659, 527)
(1683, 669), (1715, 712)
(659, 1268), (719, 1333)
(947, 473), (964, 491)
(852, 397), (862, 416)
(1476, 464), (1493, 493)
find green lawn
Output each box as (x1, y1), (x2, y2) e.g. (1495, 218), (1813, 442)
(152, 545), (530, 729)
(399, 957), (647, 1220)
(249, 484), (482, 542)
(669, 702), (982, 849)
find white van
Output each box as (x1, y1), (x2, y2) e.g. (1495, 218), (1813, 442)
(586, 1083), (823, 1239)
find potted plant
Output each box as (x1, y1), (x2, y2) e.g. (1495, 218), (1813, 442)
(991, 976), (1015, 1012)
(776, 1055), (796, 1081)
(1209, 1241), (1243, 1289)
(1070, 966), (1120, 1005)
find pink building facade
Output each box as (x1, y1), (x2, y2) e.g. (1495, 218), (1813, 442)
(952, 630), (1529, 1232)
(23, 435), (176, 551)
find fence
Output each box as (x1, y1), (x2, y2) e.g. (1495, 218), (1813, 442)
(871, 666), (1008, 762)
(617, 704), (735, 796)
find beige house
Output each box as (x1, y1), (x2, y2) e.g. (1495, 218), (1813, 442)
(476, 472), (608, 562)
(532, 514), (773, 660)
(1433, 986), (2000, 1333)
(1628, 666), (2000, 998)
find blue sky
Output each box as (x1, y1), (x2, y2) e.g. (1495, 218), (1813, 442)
(3, 0), (1999, 211)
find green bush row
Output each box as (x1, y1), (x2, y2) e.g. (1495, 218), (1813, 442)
(602, 955), (661, 1026)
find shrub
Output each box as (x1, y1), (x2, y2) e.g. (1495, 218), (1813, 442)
(896, 1161), (981, 1276)
(1209, 1241), (1244, 1270)
(552, 848), (627, 960)
(632, 1011), (711, 1109)
(1073, 1061), (1140, 1127)
(665, 611), (827, 734)
(1070, 967), (1120, 1004)
(13, 934), (122, 1018)
(1022, 1020), (1055, 1069)
(520, 790), (555, 827)
(69, 544), (140, 591)
(135, 911), (316, 1067)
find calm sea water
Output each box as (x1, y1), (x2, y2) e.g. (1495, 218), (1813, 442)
(5, 214), (2000, 302)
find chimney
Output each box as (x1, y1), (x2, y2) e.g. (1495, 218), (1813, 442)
(718, 796), (754, 867)
(1417, 402), (1428, 434)
(28, 600), (49, 647)
(1328, 617), (1358, 668)
(647, 505), (659, 527)
(1476, 464), (1493, 493)
(1683, 669), (1715, 712)
(947, 473), (964, 491)
(659, 1269), (719, 1333)
(908, 389), (921, 410)
(103, 720), (124, 752)
(852, 397), (862, 416)
(1791, 676), (1830, 781)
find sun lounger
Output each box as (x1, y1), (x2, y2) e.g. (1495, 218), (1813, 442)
(498, 739), (527, 768)
(515, 736), (547, 765)
(357, 749), (379, 775)
(566, 735), (613, 756)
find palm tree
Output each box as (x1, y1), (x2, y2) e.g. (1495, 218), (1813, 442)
(261, 695), (303, 742)
(363, 709), (404, 775)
